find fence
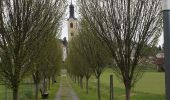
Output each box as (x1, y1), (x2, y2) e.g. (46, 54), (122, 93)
(0, 78), (34, 100)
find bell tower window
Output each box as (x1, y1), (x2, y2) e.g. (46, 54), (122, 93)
(71, 33), (74, 36)
(70, 23), (73, 28)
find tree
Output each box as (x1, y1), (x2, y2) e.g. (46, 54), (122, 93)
(141, 45), (160, 59)
(31, 36), (62, 100)
(68, 18), (110, 100)
(45, 37), (62, 90)
(67, 39), (93, 91)
(78, 0), (162, 100)
(0, 0), (66, 100)
(67, 46), (86, 89)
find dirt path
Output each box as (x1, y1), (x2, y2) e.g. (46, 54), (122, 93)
(55, 74), (79, 100)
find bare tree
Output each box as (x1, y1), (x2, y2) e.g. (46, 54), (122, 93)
(68, 18), (110, 100)
(31, 35), (62, 100)
(78, 0), (162, 100)
(67, 46), (85, 88)
(0, 0), (66, 100)
(46, 37), (62, 90)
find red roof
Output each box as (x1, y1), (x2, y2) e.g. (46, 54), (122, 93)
(155, 58), (164, 65)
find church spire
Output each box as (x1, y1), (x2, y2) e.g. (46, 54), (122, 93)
(69, 0), (75, 19)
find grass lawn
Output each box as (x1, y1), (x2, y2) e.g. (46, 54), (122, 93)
(0, 84), (34, 100)
(70, 69), (165, 100)
(0, 76), (60, 100)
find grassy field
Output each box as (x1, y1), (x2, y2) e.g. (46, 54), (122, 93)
(0, 84), (35, 100)
(0, 77), (60, 100)
(70, 69), (165, 100)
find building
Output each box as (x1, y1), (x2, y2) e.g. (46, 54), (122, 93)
(62, 37), (68, 62)
(67, 1), (78, 42)
(155, 52), (164, 72)
(59, 37), (67, 62)
(60, 1), (78, 62)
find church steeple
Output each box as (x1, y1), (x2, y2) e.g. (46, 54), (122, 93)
(68, 0), (78, 42)
(69, 0), (75, 19)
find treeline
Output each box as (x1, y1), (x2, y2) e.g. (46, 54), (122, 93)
(66, 0), (162, 100)
(0, 0), (66, 100)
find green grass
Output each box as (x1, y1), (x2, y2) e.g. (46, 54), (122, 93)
(70, 69), (165, 100)
(0, 84), (34, 100)
(0, 76), (60, 100)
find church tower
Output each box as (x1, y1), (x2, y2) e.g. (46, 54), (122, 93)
(68, 1), (78, 42)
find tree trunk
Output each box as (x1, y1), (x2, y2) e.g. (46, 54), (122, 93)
(74, 76), (76, 83)
(32, 73), (40, 100)
(78, 76), (80, 86)
(51, 76), (53, 84)
(43, 77), (47, 93)
(97, 77), (101, 100)
(86, 77), (89, 94)
(125, 87), (131, 100)
(35, 83), (39, 100)
(13, 87), (19, 100)
(80, 76), (83, 89)
(48, 77), (51, 90)
(52, 75), (56, 84)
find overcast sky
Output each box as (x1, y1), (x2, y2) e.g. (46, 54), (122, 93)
(61, 0), (164, 46)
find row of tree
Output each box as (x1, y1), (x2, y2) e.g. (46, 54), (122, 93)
(0, 0), (66, 100)
(67, 0), (162, 100)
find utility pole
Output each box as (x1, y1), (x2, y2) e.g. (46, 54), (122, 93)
(163, 0), (170, 100)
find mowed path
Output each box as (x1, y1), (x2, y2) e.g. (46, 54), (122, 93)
(55, 74), (79, 100)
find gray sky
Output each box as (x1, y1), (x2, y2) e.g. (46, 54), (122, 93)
(159, 34), (163, 46)
(61, 0), (164, 46)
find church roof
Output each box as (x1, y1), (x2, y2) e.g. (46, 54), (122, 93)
(68, 1), (77, 20)
(62, 37), (68, 47)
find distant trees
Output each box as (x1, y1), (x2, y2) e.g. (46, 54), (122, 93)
(0, 0), (65, 100)
(31, 36), (62, 100)
(67, 19), (110, 100)
(142, 45), (161, 59)
(78, 0), (162, 100)
(67, 45), (87, 89)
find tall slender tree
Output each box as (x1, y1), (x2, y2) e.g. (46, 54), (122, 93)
(31, 36), (62, 100)
(68, 18), (110, 100)
(0, 0), (66, 100)
(78, 0), (162, 100)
